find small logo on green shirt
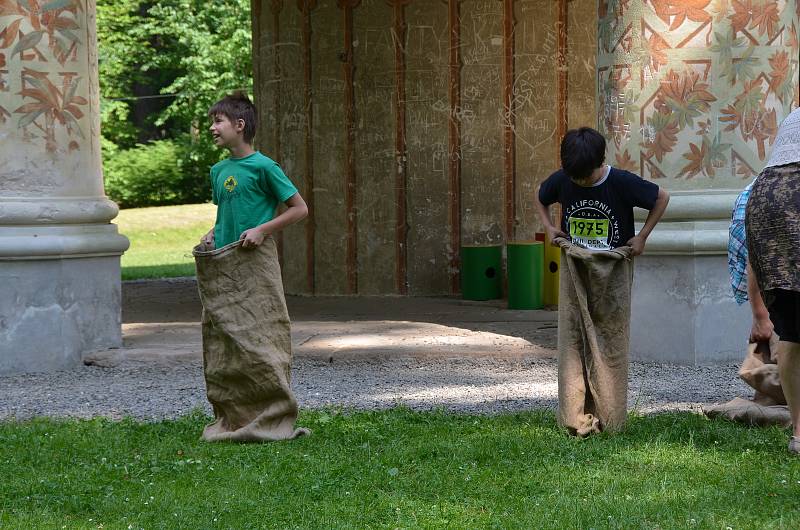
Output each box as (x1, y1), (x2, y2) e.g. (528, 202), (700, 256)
(223, 176), (237, 192)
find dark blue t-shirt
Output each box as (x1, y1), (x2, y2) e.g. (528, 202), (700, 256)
(538, 166), (659, 250)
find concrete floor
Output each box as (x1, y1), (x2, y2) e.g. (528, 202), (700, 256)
(87, 278), (559, 367)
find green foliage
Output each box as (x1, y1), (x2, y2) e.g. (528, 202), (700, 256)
(146, 0), (253, 129)
(105, 136), (224, 208)
(97, 0), (251, 206)
(104, 140), (184, 208)
(97, 0), (252, 139)
(97, 0), (167, 148)
(99, 99), (139, 149)
(174, 133), (226, 204)
(1, 410), (799, 528)
(103, 135), (222, 209)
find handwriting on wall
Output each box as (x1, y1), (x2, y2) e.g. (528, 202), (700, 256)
(261, 0), (600, 292)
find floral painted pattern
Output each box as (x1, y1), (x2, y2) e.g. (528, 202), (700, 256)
(598, 0), (799, 188)
(0, 0), (87, 153)
(16, 67), (86, 152)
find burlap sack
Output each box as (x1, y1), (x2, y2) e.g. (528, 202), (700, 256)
(555, 238), (633, 436)
(740, 335), (786, 405)
(704, 336), (791, 427)
(193, 237), (309, 442)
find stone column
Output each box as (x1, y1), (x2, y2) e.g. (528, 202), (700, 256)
(0, 1), (128, 373)
(597, 0), (799, 363)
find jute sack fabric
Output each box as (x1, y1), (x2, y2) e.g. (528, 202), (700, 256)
(193, 237), (309, 442)
(704, 336), (791, 427)
(555, 238), (633, 436)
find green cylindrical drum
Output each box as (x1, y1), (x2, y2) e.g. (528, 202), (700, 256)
(460, 245), (502, 300)
(506, 241), (544, 310)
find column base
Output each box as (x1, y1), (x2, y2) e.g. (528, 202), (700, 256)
(0, 255), (123, 374)
(631, 254), (750, 365)
(0, 216), (128, 375)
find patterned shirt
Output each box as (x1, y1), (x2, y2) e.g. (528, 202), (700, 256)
(728, 181), (754, 305)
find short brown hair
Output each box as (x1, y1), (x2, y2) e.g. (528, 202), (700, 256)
(208, 91), (257, 144)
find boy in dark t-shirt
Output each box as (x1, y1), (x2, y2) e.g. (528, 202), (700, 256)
(534, 127), (669, 436)
(535, 127), (669, 255)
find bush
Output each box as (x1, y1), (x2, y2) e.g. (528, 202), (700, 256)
(104, 139), (183, 208)
(103, 136), (218, 208)
(174, 133), (223, 205)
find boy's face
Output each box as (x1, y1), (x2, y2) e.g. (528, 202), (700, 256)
(569, 176), (593, 187)
(209, 113), (244, 148)
(568, 164), (605, 187)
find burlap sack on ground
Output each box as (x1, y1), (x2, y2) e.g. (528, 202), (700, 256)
(704, 336), (791, 427)
(193, 237), (309, 442)
(555, 238), (633, 436)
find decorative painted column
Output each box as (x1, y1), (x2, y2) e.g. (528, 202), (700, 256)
(0, 1), (129, 373)
(597, 0), (799, 363)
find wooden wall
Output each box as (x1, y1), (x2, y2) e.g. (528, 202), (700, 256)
(252, 0), (596, 295)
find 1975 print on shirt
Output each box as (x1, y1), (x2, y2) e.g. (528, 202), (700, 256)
(564, 199), (620, 251)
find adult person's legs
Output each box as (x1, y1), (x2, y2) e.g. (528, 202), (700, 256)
(745, 166), (800, 452)
(763, 288), (800, 451)
(778, 341), (800, 444)
(745, 109), (800, 452)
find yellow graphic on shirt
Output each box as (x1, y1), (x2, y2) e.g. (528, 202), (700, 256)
(568, 216), (610, 250)
(223, 175), (237, 192)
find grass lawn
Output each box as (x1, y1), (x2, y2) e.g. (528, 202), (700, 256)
(1, 409), (798, 529)
(115, 203), (215, 280)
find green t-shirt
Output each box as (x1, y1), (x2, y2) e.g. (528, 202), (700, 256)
(210, 152), (299, 248)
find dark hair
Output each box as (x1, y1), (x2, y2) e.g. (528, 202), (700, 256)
(560, 127), (606, 181)
(208, 91), (257, 144)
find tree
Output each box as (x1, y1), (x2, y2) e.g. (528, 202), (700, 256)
(145, 0), (253, 131)
(96, 0), (253, 206)
(97, 0), (252, 143)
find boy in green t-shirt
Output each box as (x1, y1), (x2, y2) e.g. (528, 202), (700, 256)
(193, 92), (309, 442)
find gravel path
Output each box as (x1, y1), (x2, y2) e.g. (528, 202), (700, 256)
(0, 356), (751, 420)
(0, 279), (754, 421)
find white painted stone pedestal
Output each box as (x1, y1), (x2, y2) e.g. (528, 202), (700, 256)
(0, 2), (129, 374)
(630, 192), (750, 364)
(0, 200), (128, 374)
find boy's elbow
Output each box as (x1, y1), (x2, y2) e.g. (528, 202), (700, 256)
(287, 193), (309, 220)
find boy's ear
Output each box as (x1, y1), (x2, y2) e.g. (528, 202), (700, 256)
(236, 118), (246, 132)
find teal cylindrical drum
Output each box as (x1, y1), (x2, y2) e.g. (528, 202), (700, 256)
(460, 245), (503, 300)
(506, 241), (544, 310)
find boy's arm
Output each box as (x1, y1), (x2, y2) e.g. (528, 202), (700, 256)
(240, 192), (309, 248)
(534, 187), (568, 243)
(626, 187), (669, 256)
(746, 261), (774, 342)
(203, 168), (217, 246)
